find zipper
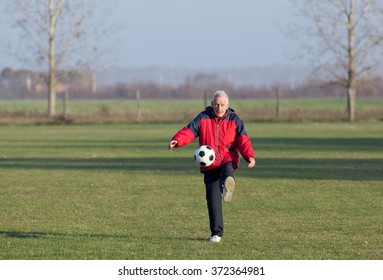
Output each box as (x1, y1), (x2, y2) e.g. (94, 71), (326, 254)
(215, 118), (222, 164)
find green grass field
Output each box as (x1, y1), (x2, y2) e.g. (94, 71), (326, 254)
(0, 122), (382, 260)
(1, 98), (383, 123)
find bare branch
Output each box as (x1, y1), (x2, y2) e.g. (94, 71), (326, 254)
(288, 0), (383, 121)
(50, 0), (66, 28)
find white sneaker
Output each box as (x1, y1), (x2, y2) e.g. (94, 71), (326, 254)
(209, 235), (221, 243)
(222, 176), (235, 202)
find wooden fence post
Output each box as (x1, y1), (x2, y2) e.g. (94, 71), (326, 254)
(136, 89), (141, 123)
(276, 87), (281, 119)
(63, 90), (68, 119)
(204, 90), (208, 108)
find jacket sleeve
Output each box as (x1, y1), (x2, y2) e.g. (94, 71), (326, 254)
(238, 134), (255, 162)
(171, 126), (196, 147)
(236, 117), (255, 162)
(171, 114), (201, 147)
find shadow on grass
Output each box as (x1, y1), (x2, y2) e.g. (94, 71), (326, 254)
(0, 157), (382, 181)
(255, 137), (383, 152)
(0, 230), (207, 243)
(242, 158), (383, 181)
(0, 230), (129, 240)
(1, 137), (382, 152)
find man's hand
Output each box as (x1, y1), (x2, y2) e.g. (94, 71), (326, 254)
(247, 157), (256, 168)
(168, 140), (178, 151)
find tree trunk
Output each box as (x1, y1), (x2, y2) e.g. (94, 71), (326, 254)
(346, 0), (356, 122)
(48, 45), (56, 117)
(347, 87), (356, 121)
(48, 0), (56, 117)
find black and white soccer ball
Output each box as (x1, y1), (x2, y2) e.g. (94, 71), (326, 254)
(194, 145), (215, 167)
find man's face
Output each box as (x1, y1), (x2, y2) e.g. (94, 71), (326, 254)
(212, 95), (229, 118)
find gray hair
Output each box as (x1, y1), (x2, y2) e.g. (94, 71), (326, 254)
(211, 90), (229, 103)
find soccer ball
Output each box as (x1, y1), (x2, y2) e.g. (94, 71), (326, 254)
(194, 145), (215, 167)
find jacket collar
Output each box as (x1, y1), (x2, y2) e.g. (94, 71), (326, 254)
(206, 106), (235, 118)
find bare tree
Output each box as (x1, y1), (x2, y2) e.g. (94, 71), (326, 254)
(2, 0), (112, 117)
(289, 0), (383, 121)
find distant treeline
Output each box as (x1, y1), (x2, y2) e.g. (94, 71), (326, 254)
(1, 67), (382, 99)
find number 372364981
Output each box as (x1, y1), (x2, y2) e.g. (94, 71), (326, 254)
(211, 267), (265, 276)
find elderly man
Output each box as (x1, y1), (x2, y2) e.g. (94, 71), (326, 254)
(168, 90), (256, 243)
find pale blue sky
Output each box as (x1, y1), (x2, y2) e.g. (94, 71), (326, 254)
(0, 0), (298, 70)
(111, 0), (297, 68)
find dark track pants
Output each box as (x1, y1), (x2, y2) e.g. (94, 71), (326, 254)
(203, 162), (235, 237)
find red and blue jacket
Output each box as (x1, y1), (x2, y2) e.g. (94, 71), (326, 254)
(171, 106), (255, 172)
